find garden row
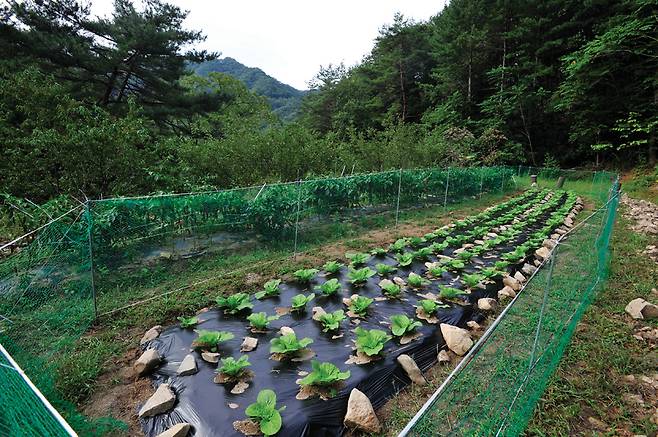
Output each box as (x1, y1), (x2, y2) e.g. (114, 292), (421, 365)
(131, 187), (582, 437)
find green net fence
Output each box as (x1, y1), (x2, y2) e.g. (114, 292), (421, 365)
(0, 166), (618, 435)
(400, 177), (619, 436)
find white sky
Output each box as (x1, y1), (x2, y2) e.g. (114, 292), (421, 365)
(89, 1), (447, 89)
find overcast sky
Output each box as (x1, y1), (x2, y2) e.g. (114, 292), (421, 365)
(89, 1), (446, 89)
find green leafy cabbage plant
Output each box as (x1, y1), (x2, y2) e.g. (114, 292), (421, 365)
(177, 315), (198, 329)
(270, 332), (313, 357)
(390, 314), (422, 337)
(247, 312), (279, 331)
(315, 278), (342, 296)
(255, 279), (282, 300)
(293, 268), (319, 283)
(290, 294), (314, 312)
(192, 330), (235, 351)
(354, 327), (391, 357)
(317, 310), (346, 332)
(216, 293), (253, 314)
(245, 389), (286, 436)
(299, 360), (351, 387)
(347, 267), (376, 285)
(348, 296), (373, 317)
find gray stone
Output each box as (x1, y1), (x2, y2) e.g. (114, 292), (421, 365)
(134, 348), (161, 376)
(155, 423), (191, 437)
(176, 354), (197, 376)
(503, 275), (521, 291)
(498, 286), (516, 299)
(344, 388), (381, 433)
(438, 349), (450, 364)
(513, 271), (526, 283)
(440, 323), (473, 356)
(521, 263), (537, 276)
(625, 298), (658, 320)
(201, 351), (220, 363)
(477, 298), (497, 311)
(138, 384), (176, 418)
(240, 336), (258, 352)
(535, 246), (552, 261)
(140, 325), (162, 345)
(396, 354), (426, 385)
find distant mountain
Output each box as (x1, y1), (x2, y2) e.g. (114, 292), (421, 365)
(192, 57), (306, 121)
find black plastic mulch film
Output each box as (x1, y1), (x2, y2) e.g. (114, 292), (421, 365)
(141, 189), (574, 437)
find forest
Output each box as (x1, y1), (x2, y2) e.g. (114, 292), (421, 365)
(0, 0), (656, 205)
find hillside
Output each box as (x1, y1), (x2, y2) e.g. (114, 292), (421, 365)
(193, 57), (306, 121)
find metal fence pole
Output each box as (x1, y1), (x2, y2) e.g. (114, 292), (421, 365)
(84, 201), (98, 321)
(293, 179), (303, 260)
(395, 168), (402, 227)
(443, 167), (451, 209)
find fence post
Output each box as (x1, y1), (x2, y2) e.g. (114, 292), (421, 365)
(479, 169), (485, 199)
(443, 167), (451, 209)
(293, 179), (303, 260)
(84, 201), (98, 321)
(395, 168), (402, 228)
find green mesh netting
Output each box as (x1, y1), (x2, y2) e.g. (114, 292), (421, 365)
(402, 178), (619, 436)
(0, 166), (617, 435)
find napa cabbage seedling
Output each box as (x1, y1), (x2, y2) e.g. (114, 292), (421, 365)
(413, 247), (433, 260)
(349, 296), (373, 316)
(177, 315), (198, 328)
(461, 273), (484, 289)
(354, 327), (391, 357)
(390, 314), (422, 337)
(218, 355), (251, 378)
(375, 263), (397, 276)
(407, 272), (429, 288)
(216, 293), (253, 314)
(439, 286), (468, 300)
(457, 250), (475, 261)
(192, 330), (235, 351)
(370, 247), (387, 256)
(441, 258), (465, 271)
(247, 312), (279, 330)
(245, 389), (285, 436)
(300, 360), (351, 389)
(396, 253), (414, 267)
(380, 281), (401, 298)
(347, 267), (376, 285)
(293, 268), (319, 283)
(495, 260), (509, 270)
(427, 265), (447, 277)
(290, 294), (314, 312)
(255, 279), (282, 300)
(346, 252), (370, 266)
(389, 238), (409, 252)
(270, 332), (313, 355)
(409, 236), (425, 247)
(481, 267), (504, 280)
(323, 260), (343, 274)
(424, 232), (438, 241)
(429, 241), (449, 253)
(315, 278), (342, 296)
(419, 299), (439, 315)
(318, 310), (346, 332)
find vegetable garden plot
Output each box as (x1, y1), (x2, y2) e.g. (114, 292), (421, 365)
(136, 188), (582, 437)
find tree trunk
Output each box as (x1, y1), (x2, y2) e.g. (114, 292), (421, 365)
(398, 59), (407, 121)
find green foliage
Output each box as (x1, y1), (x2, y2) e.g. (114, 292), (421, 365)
(389, 238), (409, 253)
(376, 263), (397, 276)
(346, 252), (370, 266)
(413, 247), (433, 260)
(407, 272), (429, 288)
(192, 330), (235, 352)
(427, 265), (447, 277)
(219, 355), (251, 378)
(349, 296), (373, 316)
(390, 314), (423, 337)
(299, 360), (351, 387)
(461, 273), (485, 289)
(290, 294), (314, 312)
(354, 327), (392, 357)
(293, 269), (319, 283)
(419, 299), (439, 315)
(247, 312), (279, 330)
(396, 253), (414, 267)
(245, 389), (286, 436)
(439, 286), (468, 300)
(177, 316), (199, 329)
(380, 281), (402, 298)
(318, 310), (346, 332)
(371, 247), (387, 256)
(323, 261), (343, 275)
(441, 258), (466, 271)
(255, 279), (282, 300)
(216, 293), (253, 314)
(315, 278), (342, 296)
(347, 267), (376, 285)
(270, 332), (313, 355)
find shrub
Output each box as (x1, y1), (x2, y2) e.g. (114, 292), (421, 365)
(318, 310), (346, 332)
(177, 315), (198, 328)
(247, 312), (279, 330)
(245, 389), (285, 436)
(390, 314), (422, 337)
(192, 330), (235, 352)
(290, 294), (314, 312)
(315, 278), (342, 296)
(354, 327), (391, 357)
(218, 355), (251, 378)
(216, 293), (253, 314)
(300, 360), (351, 387)
(255, 279), (282, 300)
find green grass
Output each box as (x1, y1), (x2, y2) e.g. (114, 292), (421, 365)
(526, 210), (658, 436)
